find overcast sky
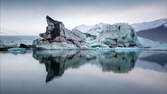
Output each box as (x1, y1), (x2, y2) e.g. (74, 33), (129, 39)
(1, 0), (167, 35)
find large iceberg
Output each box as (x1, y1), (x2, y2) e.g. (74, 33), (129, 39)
(33, 16), (89, 49)
(33, 16), (141, 49)
(87, 23), (141, 48)
(75, 22), (167, 49)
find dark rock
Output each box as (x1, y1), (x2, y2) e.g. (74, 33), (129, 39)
(0, 47), (10, 51)
(84, 33), (96, 39)
(19, 44), (30, 48)
(40, 16), (63, 40)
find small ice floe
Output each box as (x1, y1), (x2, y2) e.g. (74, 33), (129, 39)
(114, 47), (141, 52)
(8, 48), (26, 53)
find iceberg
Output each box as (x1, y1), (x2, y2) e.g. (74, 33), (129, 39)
(33, 16), (89, 49)
(92, 23), (142, 48)
(33, 16), (141, 49)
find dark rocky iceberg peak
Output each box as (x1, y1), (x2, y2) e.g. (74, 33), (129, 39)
(33, 16), (88, 49)
(40, 16), (63, 40)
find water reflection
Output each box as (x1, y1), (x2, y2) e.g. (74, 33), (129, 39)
(33, 50), (139, 83)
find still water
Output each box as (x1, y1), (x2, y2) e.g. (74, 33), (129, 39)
(0, 49), (167, 94)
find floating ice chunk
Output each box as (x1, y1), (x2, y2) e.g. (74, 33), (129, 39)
(8, 48), (26, 53)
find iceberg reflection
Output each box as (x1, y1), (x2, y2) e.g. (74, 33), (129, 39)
(33, 50), (139, 83)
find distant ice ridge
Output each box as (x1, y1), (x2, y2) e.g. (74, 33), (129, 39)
(0, 40), (33, 46)
(132, 18), (167, 32)
(0, 36), (38, 50)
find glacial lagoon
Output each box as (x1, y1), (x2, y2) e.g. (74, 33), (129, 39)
(0, 49), (167, 94)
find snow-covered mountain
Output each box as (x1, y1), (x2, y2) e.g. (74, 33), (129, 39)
(132, 18), (167, 32)
(137, 25), (167, 43)
(132, 18), (167, 43)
